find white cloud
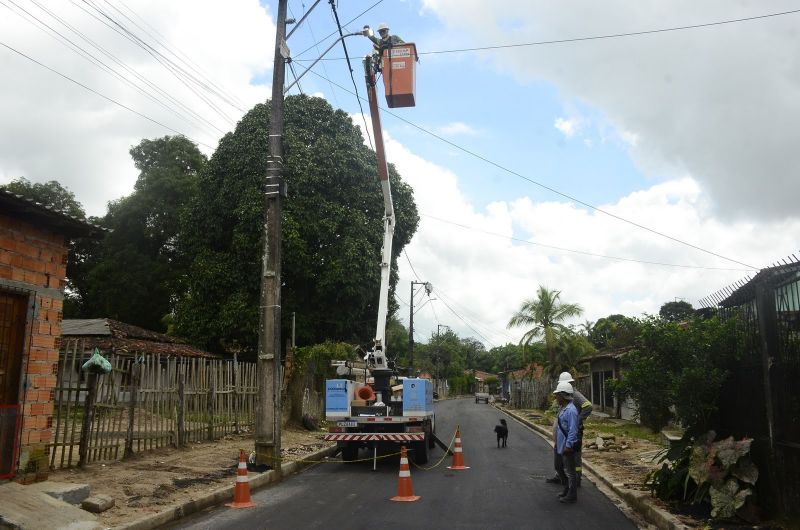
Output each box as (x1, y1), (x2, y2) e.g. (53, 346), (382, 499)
(421, 0), (800, 220)
(437, 121), (478, 136)
(0, 0), (274, 216)
(379, 127), (796, 348)
(554, 117), (578, 138)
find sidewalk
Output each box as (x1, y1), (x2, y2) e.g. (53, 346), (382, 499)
(498, 405), (689, 530)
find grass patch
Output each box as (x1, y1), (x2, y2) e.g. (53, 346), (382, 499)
(584, 417), (662, 444)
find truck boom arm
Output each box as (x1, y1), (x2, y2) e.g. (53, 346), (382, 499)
(364, 56), (394, 371)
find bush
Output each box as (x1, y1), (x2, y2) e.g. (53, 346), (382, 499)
(646, 431), (758, 520)
(615, 316), (739, 433)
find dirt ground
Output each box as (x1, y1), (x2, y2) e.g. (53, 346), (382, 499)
(48, 427), (333, 528)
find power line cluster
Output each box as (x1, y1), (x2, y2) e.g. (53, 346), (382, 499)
(1, 0), (247, 147)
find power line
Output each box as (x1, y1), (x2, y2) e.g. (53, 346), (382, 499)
(420, 8), (800, 56)
(327, 0), (374, 151)
(6, 0), (223, 138)
(113, 0), (246, 110)
(421, 213), (755, 271)
(0, 39), (214, 148)
(305, 69), (756, 270)
(80, 0), (238, 125)
(294, 8), (800, 61)
(293, 0), (385, 59)
(403, 249), (422, 281)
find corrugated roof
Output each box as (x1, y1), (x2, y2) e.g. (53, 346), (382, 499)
(61, 319), (111, 336)
(0, 188), (108, 238)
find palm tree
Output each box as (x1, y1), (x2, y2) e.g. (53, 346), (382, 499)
(507, 286), (583, 365)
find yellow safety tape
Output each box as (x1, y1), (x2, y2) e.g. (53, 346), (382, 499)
(410, 425), (459, 471)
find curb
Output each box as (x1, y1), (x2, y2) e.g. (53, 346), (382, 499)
(113, 445), (338, 530)
(496, 406), (688, 530)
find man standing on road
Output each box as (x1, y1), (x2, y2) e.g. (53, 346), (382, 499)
(553, 381), (579, 504)
(546, 371), (592, 486)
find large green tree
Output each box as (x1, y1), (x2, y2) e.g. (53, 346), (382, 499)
(590, 314), (641, 350)
(659, 300), (695, 322)
(175, 95), (419, 357)
(507, 286), (583, 365)
(2, 177), (86, 218)
(80, 136), (207, 330)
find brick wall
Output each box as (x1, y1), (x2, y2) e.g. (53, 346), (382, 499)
(0, 212), (67, 483)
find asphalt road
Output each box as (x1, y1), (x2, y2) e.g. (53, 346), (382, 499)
(173, 398), (638, 530)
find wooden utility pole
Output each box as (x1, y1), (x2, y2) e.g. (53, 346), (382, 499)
(256, 0), (288, 471)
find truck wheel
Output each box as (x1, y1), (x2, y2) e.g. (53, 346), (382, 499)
(412, 440), (429, 465)
(341, 445), (358, 462)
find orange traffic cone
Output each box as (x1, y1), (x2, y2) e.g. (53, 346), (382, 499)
(226, 449), (256, 508)
(390, 446), (421, 502)
(447, 428), (470, 470)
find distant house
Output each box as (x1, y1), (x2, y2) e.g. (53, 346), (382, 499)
(584, 347), (636, 420)
(0, 189), (105, 483)
(472, 369), (497, 394)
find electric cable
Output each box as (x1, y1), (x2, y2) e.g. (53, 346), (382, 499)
(80, 0), (238, 125)
(112, 0), (246, 110)
(289, 2), (340, 107)
(328, 0), (374, 151)
(420, 213), (755, 272)
(293, 0), (385, 59)
(303, 69), (756, 270)
(7, 0), (223, 138)
(0, 39), (214, 149)
(295, 8), (800, 61)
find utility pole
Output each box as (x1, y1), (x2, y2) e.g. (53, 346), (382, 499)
(408, 280), (432, 373)
(256, 0), (288, 471)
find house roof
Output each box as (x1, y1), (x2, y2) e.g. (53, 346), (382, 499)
(584, 346), (635, 363)
(0, 188), (107, 238)
(505, 363), (544, 381)
(61, 318), (221, 358)
(472, 369), (497, 381)
(718, 262), (800, 308)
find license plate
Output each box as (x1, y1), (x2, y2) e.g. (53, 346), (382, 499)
(337, 421), (357, 427)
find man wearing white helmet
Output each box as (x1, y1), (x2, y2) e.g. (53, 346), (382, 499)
(552, 381), (579, 503)
(547, 371), (592, 486)
(365, 23), (404, 71)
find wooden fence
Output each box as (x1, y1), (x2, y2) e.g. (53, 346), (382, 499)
(509, 375), (590, 410)
(49, 344), (257, 470)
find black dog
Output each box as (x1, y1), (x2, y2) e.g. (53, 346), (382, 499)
(494, 419), (508, 448)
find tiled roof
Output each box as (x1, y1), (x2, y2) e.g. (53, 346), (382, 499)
(0, 188), (107, 238)
(61, 318), (221, 359)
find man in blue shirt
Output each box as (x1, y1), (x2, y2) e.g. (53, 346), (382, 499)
(553, 381), (580, 503)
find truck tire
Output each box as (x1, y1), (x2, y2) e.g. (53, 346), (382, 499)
(341, 444), (358, 462)
(412, 440), (429, 465)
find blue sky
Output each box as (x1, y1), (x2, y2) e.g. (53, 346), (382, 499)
(2, 0), (799, 348)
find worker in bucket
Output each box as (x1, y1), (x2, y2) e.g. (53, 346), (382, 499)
(546, 371), (592, 487)
(364, 23), (404, 71)
(552, 381), (580, 504)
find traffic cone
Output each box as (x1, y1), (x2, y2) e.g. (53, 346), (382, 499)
(390, 446), (420, 502)
(447, 428), (470, 470)
(226, 449), (256, 508)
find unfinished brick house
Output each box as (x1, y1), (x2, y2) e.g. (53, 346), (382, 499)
(0, 189), (104, 482)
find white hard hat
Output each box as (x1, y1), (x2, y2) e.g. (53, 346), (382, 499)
(553, 381), (574, 395)
(558, 371), (574, 383)
(378, 23), (389, 32)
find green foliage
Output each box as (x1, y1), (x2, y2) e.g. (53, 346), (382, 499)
(175, 95), (418, 356)
(292, 341), (358, 383)
(2, 177), (86, 218)
(589, 314), (640, 349)
(507, 286), (583, 364)
(545, 331), (595, 378)
(659, 300), (695, 322)
(646, 431), (757, 520)
(616, 315), (739, 433)
(78, 136), (207, 331)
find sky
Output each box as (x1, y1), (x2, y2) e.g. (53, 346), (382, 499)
(2, 1), (799, 350)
